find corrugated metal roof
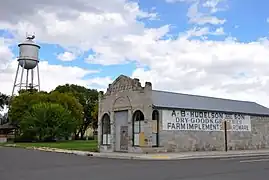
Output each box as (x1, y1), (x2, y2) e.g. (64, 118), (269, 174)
(152, 90), (269, 116)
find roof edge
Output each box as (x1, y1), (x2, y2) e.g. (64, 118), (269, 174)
(152, 105), (269, 117)
(152, 90), (256, 104)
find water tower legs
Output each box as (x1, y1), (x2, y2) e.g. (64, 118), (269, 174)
(18, 62), (25, 91)
(11, 63), (20, 96)
(37, 63), (40, 92)
(11, 61), (41, 96)
(25, 69), (29, 89)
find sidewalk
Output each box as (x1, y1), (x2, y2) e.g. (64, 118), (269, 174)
(25, 146), (269, 160)
(91, 149), (269, 160)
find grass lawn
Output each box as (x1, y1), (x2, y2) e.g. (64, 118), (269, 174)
(4, 140), (98, 152)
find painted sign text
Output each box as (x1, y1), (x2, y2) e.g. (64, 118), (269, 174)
(162, 110), (251, 132)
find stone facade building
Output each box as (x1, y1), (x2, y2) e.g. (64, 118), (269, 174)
(98, 75), (269, 153)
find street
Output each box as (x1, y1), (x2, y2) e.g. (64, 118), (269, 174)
(1, 147), (269, 180)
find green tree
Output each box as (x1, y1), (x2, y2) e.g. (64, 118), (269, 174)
(9, 91), (83, 132)
(47, 91), (84, 124)
(53, 84), (99, 138)
(8, 91), (48, 125)
(0, 113), (8, 125)
(91, 102), (98, 131)
(18, 88), (38, 94)
(20, 102), (77, 141)
(0, 92), (9, 110)
(0, 92), (9, 125)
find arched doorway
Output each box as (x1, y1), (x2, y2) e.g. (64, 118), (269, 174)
(152, 110), (159, 147)
(101, 113), (111, 145)
(132, 110), (145, 146)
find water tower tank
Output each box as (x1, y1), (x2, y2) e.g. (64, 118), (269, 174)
(18, 35), (40, 70)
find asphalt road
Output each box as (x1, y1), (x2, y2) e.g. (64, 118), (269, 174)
(1, 147), (269, 180)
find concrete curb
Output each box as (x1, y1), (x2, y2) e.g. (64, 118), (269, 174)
(4, 144), (269, 160)
(27, 147), (95, 156)
(160, 153), (269, 160)
(90, 152), (269, 160)
(32, 148), (269, 160)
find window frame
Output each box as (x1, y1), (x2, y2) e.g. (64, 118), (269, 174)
(132, 110), (144, 147)
(101, 113), (111, 145)
(152, 110), (160, 147)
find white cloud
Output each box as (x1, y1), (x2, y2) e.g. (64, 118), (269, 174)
(57, 51), (77, 61)
(81, 21), (269, 107)
(202, 0), (228, 13)
(184, 26), (225, 38)
(0, 37), (14, 59)
(166, 0), (196, 3)
(1, 0), (269, 109)
(166, 0), (227, 25)
(130, 36), (269, 107)
(187, 1), (226, 25)
(0, 0), (156, 51)
(86, 25), (171, 65)
(213, 27), (225, 35)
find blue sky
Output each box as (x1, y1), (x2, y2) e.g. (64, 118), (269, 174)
(2, 0), (269, 107)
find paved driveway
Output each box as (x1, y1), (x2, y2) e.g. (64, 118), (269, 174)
(1, 147), (269, 180)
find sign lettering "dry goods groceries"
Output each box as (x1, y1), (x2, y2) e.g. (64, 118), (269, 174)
(162, 110), (251, 132)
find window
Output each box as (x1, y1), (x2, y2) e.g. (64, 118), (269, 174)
(132, 110), (144, 146)
(101, 113), (111, 145)
(152, 110), (159, 147)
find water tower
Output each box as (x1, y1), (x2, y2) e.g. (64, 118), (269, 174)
(11, 34), (41, 96)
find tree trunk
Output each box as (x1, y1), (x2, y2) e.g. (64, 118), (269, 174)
(80, 124), (90, 139)
(80, 129), (85, 139)
(74, 131), (80, 140)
